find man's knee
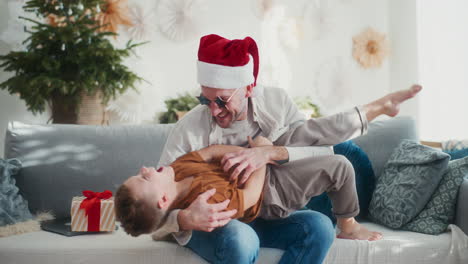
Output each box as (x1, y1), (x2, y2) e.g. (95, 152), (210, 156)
(215, 220), (260, 264)
(292, 211), (335, 249)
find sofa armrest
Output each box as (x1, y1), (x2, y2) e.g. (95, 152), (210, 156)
(455, 178), (468, 235)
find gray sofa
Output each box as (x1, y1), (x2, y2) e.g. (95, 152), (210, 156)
(1, 117), (467, 264)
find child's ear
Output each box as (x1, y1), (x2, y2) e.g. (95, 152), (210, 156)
(157, 193), (170, 209)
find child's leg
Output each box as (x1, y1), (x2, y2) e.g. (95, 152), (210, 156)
(324, 157), (383, 241)
(267, 154), (383, 241)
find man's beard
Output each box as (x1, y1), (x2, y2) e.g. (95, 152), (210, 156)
(230, 97), (249, 125)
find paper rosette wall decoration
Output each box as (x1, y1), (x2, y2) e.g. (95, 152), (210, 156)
(106, 85), (161, 124)
(251, 0), (275, 19)
(303, 0), (336, 40)
(126, 4), (157, 40)
(257, 5), (292, 91)
(352, 27), (390, 69)
(156, 0), (206, 42)
(278, 17), (303, 51)
(314, 57), (353, 114)
(96, 0), (133, 33)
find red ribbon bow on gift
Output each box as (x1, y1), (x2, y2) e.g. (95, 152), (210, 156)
(79, 190), (113, 232)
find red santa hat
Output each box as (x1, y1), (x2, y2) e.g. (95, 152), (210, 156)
(197, 34), (259, 89)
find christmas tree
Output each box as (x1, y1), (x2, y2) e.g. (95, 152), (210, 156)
(0, 0), (143, 123)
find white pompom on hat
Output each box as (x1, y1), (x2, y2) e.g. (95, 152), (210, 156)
(197, 34), (259, 89)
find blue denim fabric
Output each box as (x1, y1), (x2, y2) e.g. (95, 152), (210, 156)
(186, 220), (260, 264)
(186, 210), (335, 264)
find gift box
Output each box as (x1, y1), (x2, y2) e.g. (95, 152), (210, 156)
(71, 190), (115, 232)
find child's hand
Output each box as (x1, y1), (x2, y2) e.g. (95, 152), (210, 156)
(248, 136), (273, 147)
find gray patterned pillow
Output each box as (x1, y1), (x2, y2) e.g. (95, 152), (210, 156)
(0, 158), (33, 226)
(403, 156), (468, 234)
(369, 140), (450, 229)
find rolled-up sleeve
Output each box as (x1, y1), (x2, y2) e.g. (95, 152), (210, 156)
(151, 209), (192, 245)
(285, 146), (334, 162)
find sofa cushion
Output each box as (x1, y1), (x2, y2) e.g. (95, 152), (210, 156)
(369, 140), (450, 229)
(403, 156), (468, 234)
(306, 140), (375, 223)
(353, 116), (418, 179)
(4, 122), (175, 218)
(0, 158), (33, 226)
(1, 222), (467, 264)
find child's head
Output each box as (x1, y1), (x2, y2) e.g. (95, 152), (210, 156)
(115, 166), (176, 236)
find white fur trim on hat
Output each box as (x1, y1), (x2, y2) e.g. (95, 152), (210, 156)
(197, 57), (254, 89)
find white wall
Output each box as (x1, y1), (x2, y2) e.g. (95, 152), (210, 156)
(1, 0), (417, 157)
(417, 0), (468, 141)
(388, 0), (419, 126)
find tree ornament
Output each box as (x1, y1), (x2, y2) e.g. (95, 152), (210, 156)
(96, 0), (133, 34)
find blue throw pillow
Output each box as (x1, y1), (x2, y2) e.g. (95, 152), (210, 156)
(306, 140), (375, 223)
(0, 158), (33, 226)
(444, 148), (468, 161)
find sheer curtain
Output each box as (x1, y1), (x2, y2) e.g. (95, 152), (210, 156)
(417, 0), (468, 141)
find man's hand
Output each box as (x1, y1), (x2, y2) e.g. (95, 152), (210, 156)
(178, 188), (237, 232)
(221, 137), (278, 186)
(249, 136), (273, 147)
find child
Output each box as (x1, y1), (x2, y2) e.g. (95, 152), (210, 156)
(115, 136), (382, 241)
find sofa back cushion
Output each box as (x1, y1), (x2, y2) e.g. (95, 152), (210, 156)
(4, 122), (175, 218)
(353, 116), (418, 179)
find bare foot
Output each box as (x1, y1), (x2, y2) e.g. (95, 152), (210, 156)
(337, 218), (383, 241)
(381, 84), (422, 117)
(363, 84), (422, 122)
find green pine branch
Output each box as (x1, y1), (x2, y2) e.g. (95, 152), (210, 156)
(0, 0), (146, 115)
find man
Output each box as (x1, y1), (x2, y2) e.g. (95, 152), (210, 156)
(153, 34), (422, 264)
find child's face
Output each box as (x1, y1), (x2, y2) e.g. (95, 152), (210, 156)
(124, 166), (175, 208)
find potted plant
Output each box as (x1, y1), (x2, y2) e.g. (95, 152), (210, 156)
(294, 96), (321, 118)
(0, 0), (143, 124)
(159, 92), (199, 124)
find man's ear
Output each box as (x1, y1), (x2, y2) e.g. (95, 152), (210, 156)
(157, 193), (170, 209)
(245, 84), (254, 97)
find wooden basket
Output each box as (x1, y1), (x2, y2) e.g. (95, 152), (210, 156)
(50, 90), (108, 125)
(77, 90), (108, 125)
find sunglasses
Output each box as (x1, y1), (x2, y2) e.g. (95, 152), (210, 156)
(197, 87), (242, 109)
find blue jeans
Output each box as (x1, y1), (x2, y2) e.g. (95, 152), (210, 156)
(185, 210), (335, 264)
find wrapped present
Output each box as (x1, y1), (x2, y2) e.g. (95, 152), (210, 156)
(71, 190), (115, 232)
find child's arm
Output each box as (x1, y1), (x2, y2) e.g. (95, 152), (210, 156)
(196, 144), (246, 162)
(241, 164), (266, 210)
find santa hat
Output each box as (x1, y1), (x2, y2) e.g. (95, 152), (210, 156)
(197, 34), (259, 89)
